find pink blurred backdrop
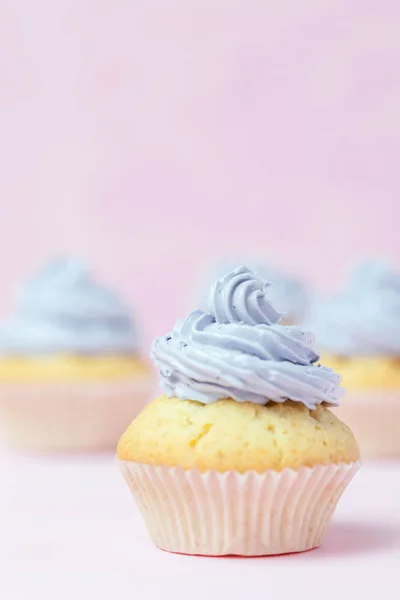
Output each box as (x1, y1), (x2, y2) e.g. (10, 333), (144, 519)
(1, 1), (399, 348)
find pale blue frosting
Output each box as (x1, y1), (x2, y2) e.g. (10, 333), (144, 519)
(199, 261), (309, 323)
(310, 261), (400, 356)
(152, 266), (343, 409)
(0, 258), (138, 355)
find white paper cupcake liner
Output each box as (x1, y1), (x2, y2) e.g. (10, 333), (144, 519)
(118, 459), (359, 556)
(0, 377), (154, 452)
(333, 390), (400, 458)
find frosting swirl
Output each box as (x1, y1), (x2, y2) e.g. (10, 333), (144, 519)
(0, 258), (138, 355)
(311, 260), (400, 356)
(199, 260), (309, 323)
(208, 267), (283, 326)
(152, 266), (343, 409)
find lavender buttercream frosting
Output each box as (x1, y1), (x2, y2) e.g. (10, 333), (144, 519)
(199, 261), (309, 323)
(310, 261), (400, 356)
(152, 266), (343, 409)
(0, 258), (138, 355)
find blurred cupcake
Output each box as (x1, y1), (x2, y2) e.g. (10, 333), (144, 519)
(0, 258), (154, 451)
(196, 259), (309, 325)
(310, 260), (400, 457)
(117, 266), (359, 556)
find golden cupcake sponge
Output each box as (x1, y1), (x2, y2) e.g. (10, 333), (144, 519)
(117, 395), (359, 473)
(320, 355), (400, 390)
(0, 355), (150, 382)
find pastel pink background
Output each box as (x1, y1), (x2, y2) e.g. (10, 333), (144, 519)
(1, 1), (399, 347)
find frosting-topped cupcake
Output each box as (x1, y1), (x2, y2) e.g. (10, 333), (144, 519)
(118, 266), (359, 556)
(310, 260), (400, 456)
(311, 260), (400, 384)
(0, 258), (153, 451)
(0, 258), (147, 380)
(197, 260), (309, 324)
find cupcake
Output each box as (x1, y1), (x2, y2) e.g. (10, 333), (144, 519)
(311, 260), (400, 458)
(117, 266), (359, 556)
(197, 259), (309, 325)
(0, 258), (154, 451)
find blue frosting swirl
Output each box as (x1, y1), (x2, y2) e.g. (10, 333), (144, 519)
(199, 260), (309, 323)
(152, 266), (343, 409)
(310, 260), (400, 356)
(0, 258), (138, 355)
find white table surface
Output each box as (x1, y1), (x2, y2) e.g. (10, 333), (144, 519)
(1, 451), (399, 599)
